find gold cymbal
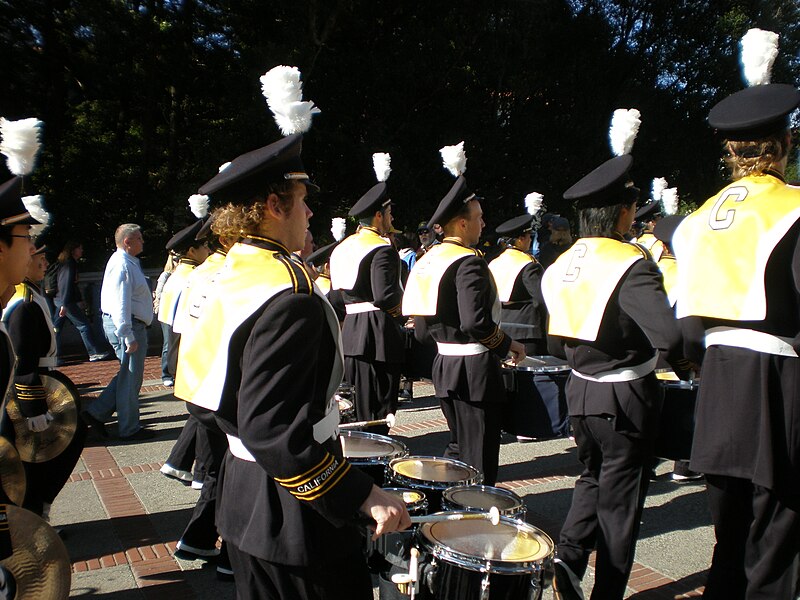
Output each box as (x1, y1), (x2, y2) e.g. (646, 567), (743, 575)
(6, 372), (78, 463)
(1, 505), (70, 600)
(0, 439), (25, 506)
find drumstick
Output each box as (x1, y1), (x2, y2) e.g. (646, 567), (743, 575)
(409, 506), (501, 526)
(339, 413), (396, 430)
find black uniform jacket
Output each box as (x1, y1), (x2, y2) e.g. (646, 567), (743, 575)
(500, 260), (547, 343)
(215, 239), (374, 567)
(416, 244), (512, 403)
(341, 241), (405, 364)
(689, 218), (800, 493)
(549, 259), (689, 438)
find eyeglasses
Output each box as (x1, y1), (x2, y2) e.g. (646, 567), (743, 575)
(10, 234), (34, 241)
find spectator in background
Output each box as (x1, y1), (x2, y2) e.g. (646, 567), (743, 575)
(53, 240), (110, 363)
(538, 216), (573, 270)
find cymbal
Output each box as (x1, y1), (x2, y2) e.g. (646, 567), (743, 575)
(0, 439), (25, 506)
(1, 505), (70, 600)
(6, 371), (79, 463)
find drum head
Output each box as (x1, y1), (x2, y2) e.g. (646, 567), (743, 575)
(442, 485), (522, 513)
(340, 431), (407, 460)
(390, 457), (480, 484)
(507, 355), (570, 373)
(382, 487), (428, 514)
(420, 517), (553, 571)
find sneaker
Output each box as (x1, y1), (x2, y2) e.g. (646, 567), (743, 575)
(191, 480), (204, 490)
(80, 410), (109, 439)
(671, 472), (703, 483)
(162, 378), (174, 388)
(160, 464), (193, 483)
(89, 352), (113, 362)
(119, 428), (156, 441)
(553, 558), (585, 600)
(174, 541), (220, 561)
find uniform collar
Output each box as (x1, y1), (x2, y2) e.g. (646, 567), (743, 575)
(241, 235), (291, 255)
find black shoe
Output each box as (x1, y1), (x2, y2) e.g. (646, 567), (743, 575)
(216, 564), (234, 582)
(553, 559), (585, 600)
(174, 541), (220, 562)
(80, 410), (109, 439)
(119, 428), (156, 441)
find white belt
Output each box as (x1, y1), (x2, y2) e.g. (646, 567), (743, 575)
(227, 407), (341, 463)
(571, 355), (658, 383)
(39, 356), (57, 368)
(436, 342), (489, 356)
(345, 302), (380, 314)
(705, 326), (798, 358)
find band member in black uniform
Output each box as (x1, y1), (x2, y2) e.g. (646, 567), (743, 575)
(541, 155), (693, 600)
(632, 200), (666, 260)
(329, 153), (405, 435)
(306, 242), (345, 323)
(403, 146), (525, 486)
(2, 245), (88, 519)
(673, 79), (800, 599)
(489, 213), (548, 355)
(175, 134), (409, 600)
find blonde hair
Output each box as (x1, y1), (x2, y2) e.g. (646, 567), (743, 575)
(210, 182), (297, 240)
(725, 131), (789, 180)
(549, 228), (572, 246)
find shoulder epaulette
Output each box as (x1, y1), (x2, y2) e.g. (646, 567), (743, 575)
(276, 254), (313, 295)
(629, 242), (652, 261)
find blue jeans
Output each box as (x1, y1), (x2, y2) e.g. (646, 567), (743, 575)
(53, 302), (103, 358)
(88, 315), (148, 437)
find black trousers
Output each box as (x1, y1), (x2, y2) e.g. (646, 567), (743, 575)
(180, 404), (228, 551)
(703, 474), (800, 600)
(227, 543), (372, 600)
(438, 394), (502, 486)
(344, 357), (400, 436)
(166, 414), (197, 472)
(557, 415), (651, 600)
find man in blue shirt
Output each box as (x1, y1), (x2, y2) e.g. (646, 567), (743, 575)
(81, 224), (154, 440)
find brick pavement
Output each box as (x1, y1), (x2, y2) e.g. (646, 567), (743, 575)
(55, 355), (708, 599)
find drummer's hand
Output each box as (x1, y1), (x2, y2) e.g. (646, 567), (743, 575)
(26, 412), (54, 433)
(360, 485), (412, 541)
(508, 340), (526, 365)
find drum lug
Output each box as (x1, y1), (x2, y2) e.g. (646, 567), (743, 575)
(479, 568), (491, 600)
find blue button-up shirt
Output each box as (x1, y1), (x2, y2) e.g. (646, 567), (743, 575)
(100, 248), (153, 346)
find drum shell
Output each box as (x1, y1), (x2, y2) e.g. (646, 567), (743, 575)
(340, 431), (408, 487)
(441, 485), (527, 520)
(653, 382), (698, 461)
(388, 457), (483, 513)
(502, 368), (570, 440)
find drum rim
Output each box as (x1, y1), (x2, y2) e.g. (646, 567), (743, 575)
(441, 484), (525, 515)
(418, 513), (554, 573)
(505, 355), (571, 373)
(381, 487), (429, 514)
(388, 456), (483, 488)
(340, 430), (409, 462)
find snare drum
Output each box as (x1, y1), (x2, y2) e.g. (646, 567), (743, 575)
(388, 456), (482, 513)
(340, 431), (408, 486)
(416, 515), (554, 600)
(336, 398), (355, 424)
(502, 356), (571, 440)
(654, 378), (699, 461)
(441, 485), (527, 520)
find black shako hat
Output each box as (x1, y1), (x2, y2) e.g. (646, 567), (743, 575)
(653, 215), (685, 245)
(166, 219), (207, 253)
(708, 84), (800, 141)
(0, 177), (40, 226)
(198, 134), (318, 204)
(563, 155), (639, 209)
(635, 201), (661, 221)
(195, 215), (214, 241)
(496, 214), (534, 237)
(429, 176), (477, 226)
(348, 182), (391, 218)
(306, 241), (338, 267)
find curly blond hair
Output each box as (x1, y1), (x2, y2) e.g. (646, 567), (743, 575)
(210, 182), (297, 240)
(725, 131), (790, 180)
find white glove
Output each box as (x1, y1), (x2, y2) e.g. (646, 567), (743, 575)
(26, 412), (54, 433)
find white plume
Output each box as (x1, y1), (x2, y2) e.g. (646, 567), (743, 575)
(218, 161), (231, 173)
(609, 109), (641, 156)
(741, 28), (779, 86)
(661, 187), (679, 215)
(372, 153), (391, 183)
(331, 217), (347, 242)
(651, 177), (668, 202)
(0, 118), (43, 176)
(188, 194), (209, 219)
(440, 142), (467, 177)
(21, 195), (49, 225)
(524, 192), (544, 216)
(260, 65), (321, 135)
(30, 224), (46, 238)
